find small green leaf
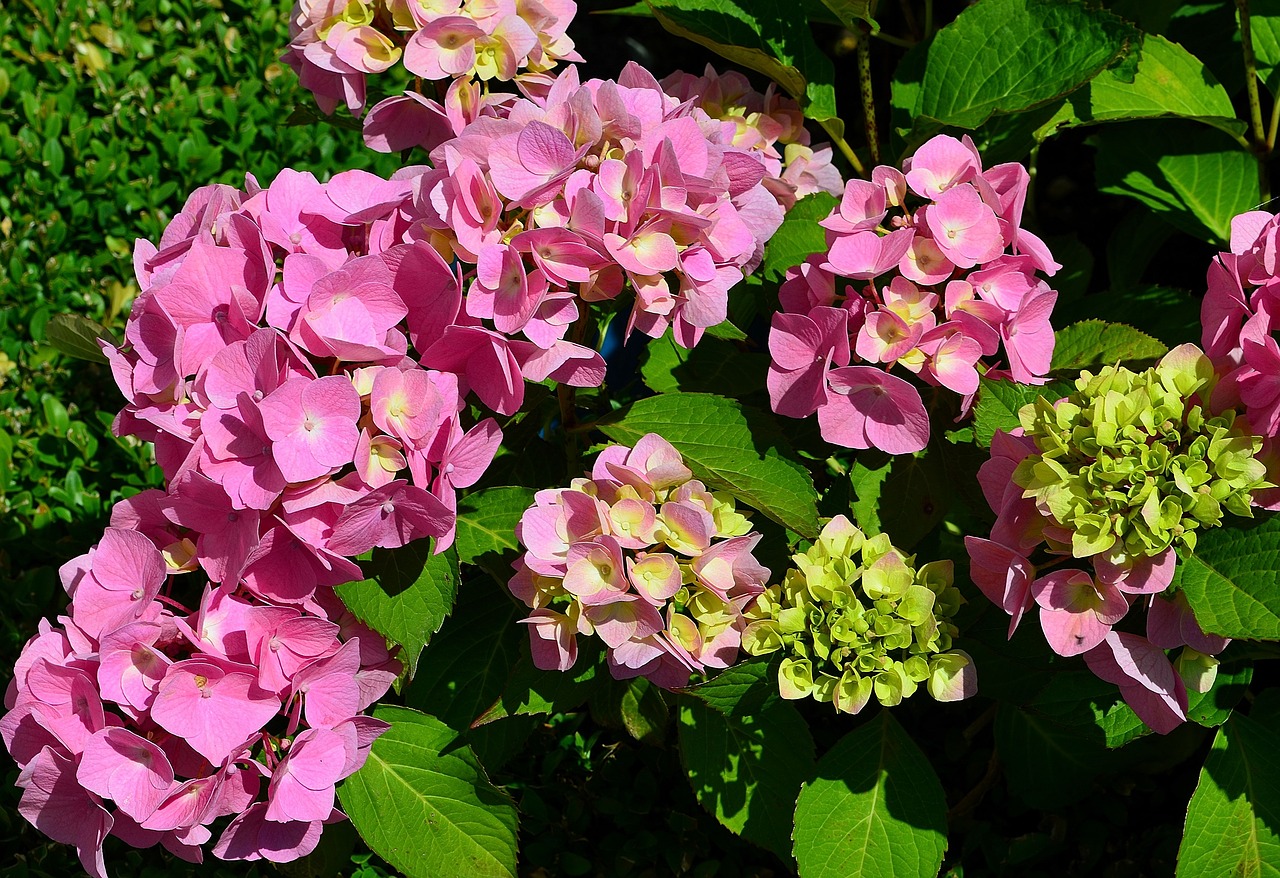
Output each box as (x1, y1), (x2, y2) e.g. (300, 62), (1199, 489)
(336, 543), (459, 676)
(1186, 660), (1253, 728)
(762, 192), (839, 282)
(819, 0), (877, 32)
(793, 711), (947, 878)
(338, 706), (519, 878)
(473, 639), (603, 725)
(600, 392), (821, 537)
(678, 696), (814, 861)
(1176, 700), (1280, 877)
(972, 377), (1073, 446)
(1175, 514), (1280, 642)
(848, 451), (892, 536)
(44, 313), (116, 363)
(1050, 320), (1168, 371)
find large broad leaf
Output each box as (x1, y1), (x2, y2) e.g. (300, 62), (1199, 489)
(455, 486), (534, 567)
(678, 696), (814, 861)
(1036, 33), (1247, 140)
(910, 0), (1136, 130)
(336, 543), (459, 676)
(645, 0), (839, 124)
(1177, 695), (1280, 877)
(1095, 121), (1260, 245)
(819, 0), (877, 32)
(761, 192), (839, 282)
(792, 711), (947, 878)
(1055, 286), (1202, 349)
(600, 392), (821, 538)
(338, 706), (519, 878)
(45, 313), (116, 364)
(1175, 513), (1280, 641)
(1050, 320), (1168, 371)
(1022, 671), (1150, 749)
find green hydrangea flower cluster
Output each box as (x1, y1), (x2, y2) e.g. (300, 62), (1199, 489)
(741, 516), (974, 714)
(1014, 344), (1270, 559)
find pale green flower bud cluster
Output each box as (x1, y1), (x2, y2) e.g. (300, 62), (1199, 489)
(1014, 345), (1270, 559)
(741, 516), (974, 714)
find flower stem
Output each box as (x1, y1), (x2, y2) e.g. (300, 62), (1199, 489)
(819, 118), (867, 178)
(857, 25), (881, 165)
(1238, 0), (1272, 198)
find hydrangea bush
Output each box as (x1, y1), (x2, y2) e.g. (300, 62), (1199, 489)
(15, 0), (1280, 876)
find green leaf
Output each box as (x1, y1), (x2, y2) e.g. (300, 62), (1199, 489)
(1055, 286), (1202, 349)
(911, 0), (1136, 130)
(762, 191), (839, 282)
(473, 639), (604, 725)
(1095, 121), (1260, 245)
(1175, 513), (1280, 641)
(1176, 705), (1280, 877)
(1251, 0), (1280, 96)
(1050, 320), (1168, 371)
(972, 376), (1073, 446)
(1023, 671), (1150, 748)
(995, 702), (1115, 809)
(336, 543), (459, 676)
(405, 577), (522, 731)
(644, 0), (840, 123)
(455, 486), (534, 567)
(876, 450), (950, 550)
(594, 676), (671, 746)
(338, 706), (519, 878)
(680, 657), (780, 718)
(600, 392), (821, 538)
(1035, 34), (1247, 140)
(44, 313), (116, 363)
(848, 451), (892, 536)
(1186, 660), (1253, 728)
(640, 334), (768, 397)
(678, 696), (815, 861)
(792, 711), (947, 878)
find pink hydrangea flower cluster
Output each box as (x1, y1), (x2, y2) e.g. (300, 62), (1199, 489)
(413, 62), (786, 350)
(508, 434), (770, 689)
(2, 524), (399, 874)
(769, 134), (1061, 454)
(282, 0), (579, 145)
(1202, 209), (1280, 510)
(660, 65), (843, 211)
(105, 168), (521, 600)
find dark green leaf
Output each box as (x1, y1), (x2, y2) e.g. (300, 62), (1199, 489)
(972, 377), (1073, 446)
(455, 486), (534, 567)
(679, 657), (780, 718)
(1095, 121), (1260, 245)
(678, 696), (815, 860)
(793, 711), (948, 878)
(644, 0), (840, 123)
(44, 314), (116, 363)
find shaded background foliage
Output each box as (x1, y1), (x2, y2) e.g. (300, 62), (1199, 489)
(3, 0), (1279, 876)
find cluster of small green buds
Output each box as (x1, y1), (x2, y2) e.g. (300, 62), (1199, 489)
(741, 515), (975, 714)
(1014, 344), (1271, 559)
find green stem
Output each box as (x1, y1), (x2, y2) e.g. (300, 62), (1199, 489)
(1268, 92), (1280, 152)
(871, 30), (915, 49)
(924, 0), (934, 41)
(818, 118), (867, 178)
(857, 25), (881, 165)
(1238, 0), (1271, 198)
